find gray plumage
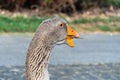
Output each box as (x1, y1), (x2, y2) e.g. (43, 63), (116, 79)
(26, 17), (68, 80)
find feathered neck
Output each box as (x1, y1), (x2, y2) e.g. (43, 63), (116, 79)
(26, 32), (53, 80)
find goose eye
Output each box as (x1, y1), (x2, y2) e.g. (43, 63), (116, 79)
(60, 23), (64, 27)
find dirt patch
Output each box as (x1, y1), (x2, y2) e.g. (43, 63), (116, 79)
(0, 8), (120, 20)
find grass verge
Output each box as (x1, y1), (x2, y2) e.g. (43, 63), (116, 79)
(0, 16), (50, 32)
(0, 15), (120, 32)
(71, 17), (120, 24)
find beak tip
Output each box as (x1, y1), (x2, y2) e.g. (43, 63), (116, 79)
(75, 33), (79, 38)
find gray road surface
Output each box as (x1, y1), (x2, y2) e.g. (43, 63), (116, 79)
(0, 34), (120, 80)
(0, 63), (120, 80)
(0, 34), (120, 66)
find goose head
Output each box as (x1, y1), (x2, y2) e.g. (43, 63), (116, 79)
(26, 17), (79, 80)
(36, 17), (79, 48)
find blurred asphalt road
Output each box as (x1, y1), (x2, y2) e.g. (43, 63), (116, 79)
(0, 64), (120, 80)
(0, 34), (120, 80)
(0, 34), (120, 66)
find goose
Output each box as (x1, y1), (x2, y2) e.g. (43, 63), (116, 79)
(26, 17), (79, 80)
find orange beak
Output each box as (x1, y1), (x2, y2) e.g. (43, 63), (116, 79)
(66, 25), (79, 47)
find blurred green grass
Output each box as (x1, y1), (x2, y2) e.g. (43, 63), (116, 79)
(0, 16), (48, 32)
(0, 15), (120, 32)
(71, 17), (120, 24)
(82, 25), (120, 32)
(71, 17), (120, 32)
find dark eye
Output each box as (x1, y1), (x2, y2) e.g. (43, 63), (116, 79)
(60, 23), (64, 27)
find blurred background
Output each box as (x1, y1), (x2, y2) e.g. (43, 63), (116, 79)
(0, 0), (120, 80)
